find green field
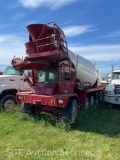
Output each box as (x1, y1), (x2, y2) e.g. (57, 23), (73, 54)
(0, 105), (120, 160)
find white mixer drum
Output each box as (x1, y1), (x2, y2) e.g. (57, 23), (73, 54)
(68, 49), (98, 87)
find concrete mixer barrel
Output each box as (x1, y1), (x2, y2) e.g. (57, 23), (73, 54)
(68, 49), (98, 87)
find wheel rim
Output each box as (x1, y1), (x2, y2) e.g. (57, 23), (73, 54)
(4, 99), (15, 110)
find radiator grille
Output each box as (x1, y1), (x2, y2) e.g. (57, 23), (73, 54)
(115, 85), (120, 94)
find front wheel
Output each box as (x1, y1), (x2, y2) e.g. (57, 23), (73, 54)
(104, 102), (113, 109)
(0, 95), (16, 111)
(21, 102), (31, 114)
(61, 98), (78, 123)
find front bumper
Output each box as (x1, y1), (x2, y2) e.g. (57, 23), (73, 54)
(16, 92), (69, 108)
(104, 94), (120, 104)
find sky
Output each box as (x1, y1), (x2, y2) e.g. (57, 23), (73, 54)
(0, 0), (120, 75)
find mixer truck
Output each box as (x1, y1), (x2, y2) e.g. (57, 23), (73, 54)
(11, 22), (103, 123)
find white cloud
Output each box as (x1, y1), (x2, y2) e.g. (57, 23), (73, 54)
(69, 44), (120, 74)
(0, 34), (26, 65)
(11, 13), (26, 21)
(90, 31), (120, 40)
(62, 25), (95, 37)
(105, 31), (120, 38)
(18, 0), (78, 10)
(0, 34), (26, 47)
(0, 46), (25, 65)
(0, 24), (17, 30)
(69, 44), (120, 61)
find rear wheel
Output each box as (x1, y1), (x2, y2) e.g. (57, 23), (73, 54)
(89, 95), (95, 106)
(95, 92), (100, 105)
(83, 97), (90, 111)
(0, 95), (16, 111)
(99, 91), (104, 102)
(61, 98), (78, 123)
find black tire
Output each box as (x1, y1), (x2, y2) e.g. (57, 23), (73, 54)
(21, 102), (31, 114)
(104, 102), (113, 109)
(99, 91), (104, 102)
(61, 98), (78, 123)
(0, 95), (16, 111)
(83, 97), (90, 111)
(108, 103), (113, 108)
(31, 105), (40, 116)
(89, 95), (95, 107)
(95, 92), (100, 105)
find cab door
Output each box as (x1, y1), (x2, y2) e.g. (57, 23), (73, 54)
(59, 67), (75, 94)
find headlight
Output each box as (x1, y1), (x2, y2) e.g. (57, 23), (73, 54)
(105, 85), (114, 95)
(17, 96), (22, 100)
(58, 99), (64, 104)
(105, 91), (114, 95)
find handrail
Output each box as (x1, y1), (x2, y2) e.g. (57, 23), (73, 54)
(26, 21), (68, 55)
(35, 22), (68, 53)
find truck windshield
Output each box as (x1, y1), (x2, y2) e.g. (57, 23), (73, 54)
(4, 66), (23, 75)
(113, 72), (120, 79)
(37, 68), (58, 83)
